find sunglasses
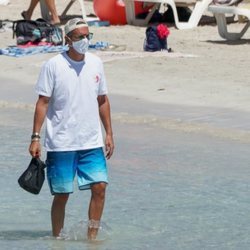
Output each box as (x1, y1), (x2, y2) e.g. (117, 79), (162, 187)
(72, 33), (93, 41)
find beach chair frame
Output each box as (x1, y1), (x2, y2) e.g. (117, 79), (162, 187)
(124, 0), (213, 29)
(208, 5), (250, 40)
(124, 0), (250, 39)
(39, 0), (87, 22)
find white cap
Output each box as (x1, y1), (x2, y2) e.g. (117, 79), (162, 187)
(64, 18), (88, 35)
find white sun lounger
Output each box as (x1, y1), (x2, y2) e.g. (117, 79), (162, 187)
(208, 5), (250, 40)
(124, 0), (213, 29)
(124, 0), (250, 39)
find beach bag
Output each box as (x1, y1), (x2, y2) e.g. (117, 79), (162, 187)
(18, 157), (46, 195)
(13, 19), (63, 45)
(143, 24), (170, 52)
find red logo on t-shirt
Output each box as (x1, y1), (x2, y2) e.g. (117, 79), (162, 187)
(95, 75), (100, 83)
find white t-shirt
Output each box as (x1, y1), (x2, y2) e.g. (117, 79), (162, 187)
(35, 52), (108, 152)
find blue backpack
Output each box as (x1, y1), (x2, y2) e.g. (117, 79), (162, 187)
(143, 26), (168, 52)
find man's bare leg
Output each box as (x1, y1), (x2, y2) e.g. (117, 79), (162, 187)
(22, 0), (39, 20)
(44, 0), (60, 24)
(51, 194), (69, 237)
(88, 182), (106, 240)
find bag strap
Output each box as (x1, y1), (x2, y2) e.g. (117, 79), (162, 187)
(32, 157), (47, 169)
(36, 157), (46, 169)
(12, 21), (17, 39)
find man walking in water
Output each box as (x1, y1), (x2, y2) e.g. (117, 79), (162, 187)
(29, 18), (114, 240)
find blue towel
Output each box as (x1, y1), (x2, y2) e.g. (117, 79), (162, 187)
(0, 42), (109, 57)
(87, 21), (110, 27)
(0, 45), (68, 57)
(89, 41), (109, 50)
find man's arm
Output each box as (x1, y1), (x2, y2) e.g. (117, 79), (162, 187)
(97, 95), (114, 159)
(29, 95), (50, 158)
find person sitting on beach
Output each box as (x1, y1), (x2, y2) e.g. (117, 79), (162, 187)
(28, 17), (114, 239)
(22, 0), (60, 24)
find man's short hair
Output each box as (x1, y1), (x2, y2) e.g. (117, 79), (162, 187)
(64, 18), (88, 35)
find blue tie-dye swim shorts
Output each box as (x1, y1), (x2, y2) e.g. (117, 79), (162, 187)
(46, 147), (108, 195)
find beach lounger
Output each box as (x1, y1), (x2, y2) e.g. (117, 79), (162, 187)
(124, 0), (249, 39)
(40, 0), (87, 22)
(124, 0), (213, 29)
(208, 5), (250, 40)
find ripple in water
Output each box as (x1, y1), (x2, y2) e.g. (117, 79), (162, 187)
(56, 220), (112, 242)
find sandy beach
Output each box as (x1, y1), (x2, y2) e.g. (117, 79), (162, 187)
(1, 1), (250, 131)
(0, 0), (250, 249)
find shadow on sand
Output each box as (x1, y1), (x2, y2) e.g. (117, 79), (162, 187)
(205, 38), (250, 45)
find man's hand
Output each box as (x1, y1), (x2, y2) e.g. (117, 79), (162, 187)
(29, 95), (49, 158)
(29, 141), (41, 158)
(105, 134), (114, 160)
(98, 95), (114, 159)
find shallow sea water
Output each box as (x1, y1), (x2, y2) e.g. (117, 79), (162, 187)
(1, 106), (250, 250)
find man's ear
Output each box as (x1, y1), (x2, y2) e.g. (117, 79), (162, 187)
(65, 35), (71, 46)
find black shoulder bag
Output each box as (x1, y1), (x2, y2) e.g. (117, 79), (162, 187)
(13, 18), (63, 45)
(18, 157), (46, 195)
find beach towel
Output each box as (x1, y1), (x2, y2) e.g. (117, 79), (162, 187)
(0, 45), (68, 57)
(0, 42), (109, 57)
